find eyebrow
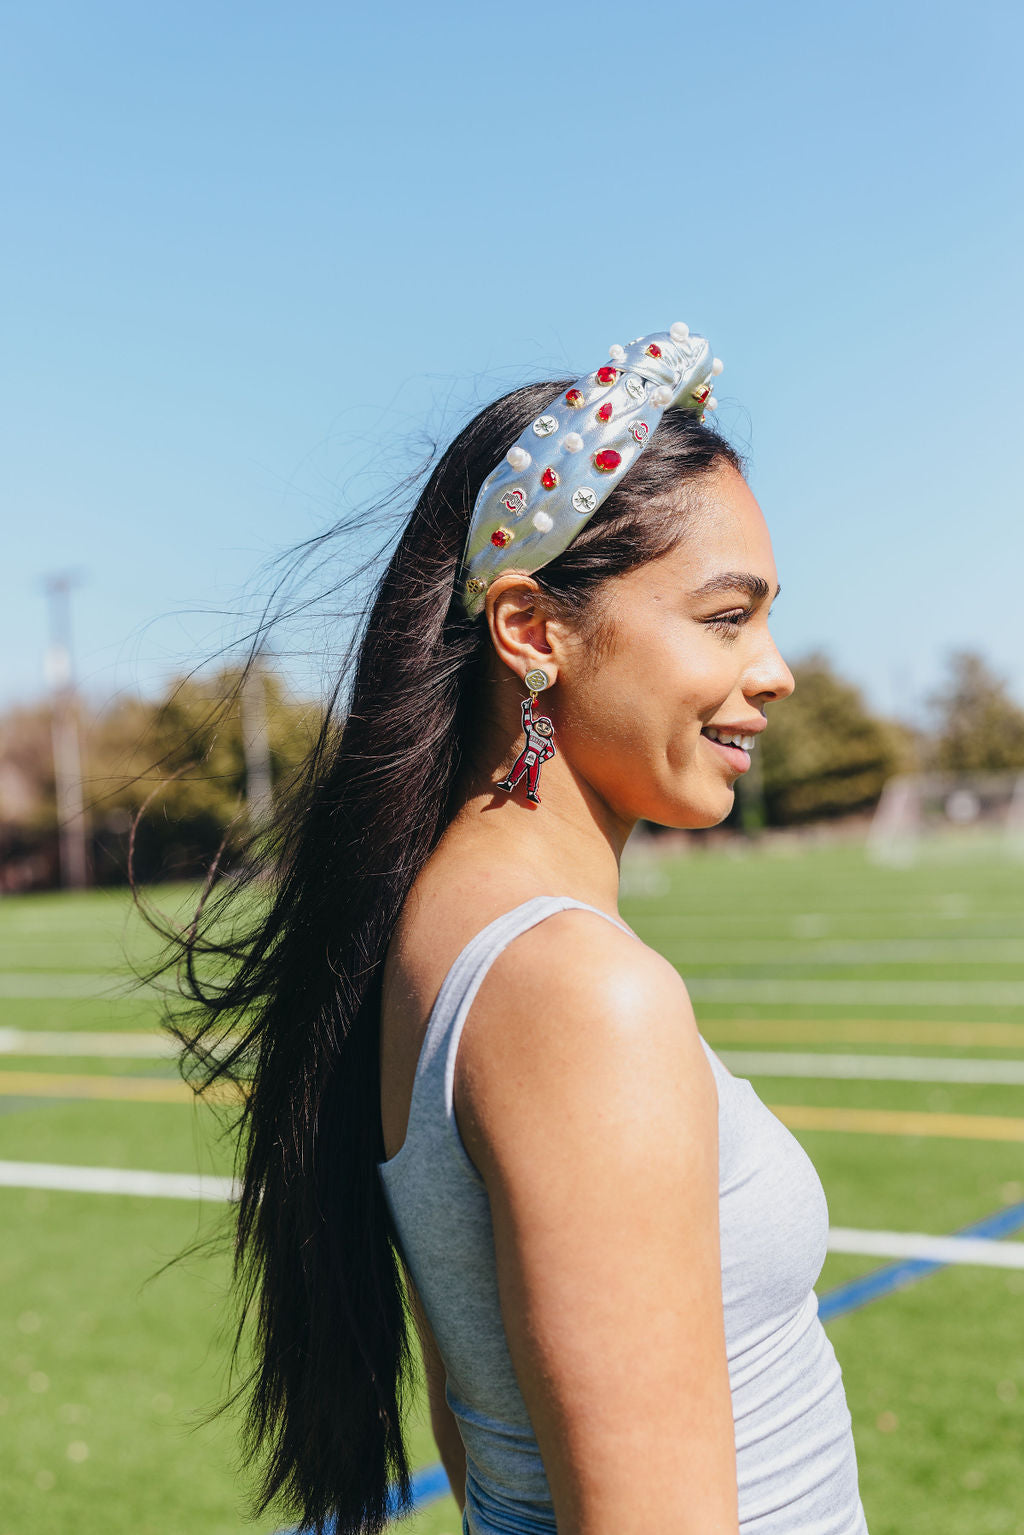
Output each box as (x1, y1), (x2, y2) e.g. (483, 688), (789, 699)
(689, 572), (781, 603)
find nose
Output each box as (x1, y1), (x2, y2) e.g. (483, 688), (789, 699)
(744, 632), (795, 705)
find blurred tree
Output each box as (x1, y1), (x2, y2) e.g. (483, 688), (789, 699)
(927, 651), (1024, 773)
(9, 652), (1016, 883)
(84, 668), (321, 885)
(759, 652), (917, 825)
(0, 703), (60, 889)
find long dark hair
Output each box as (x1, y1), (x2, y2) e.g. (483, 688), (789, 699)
(157, 380), (742, 1533)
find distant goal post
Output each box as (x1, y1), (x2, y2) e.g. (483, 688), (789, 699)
(868, 770), (1024, 863)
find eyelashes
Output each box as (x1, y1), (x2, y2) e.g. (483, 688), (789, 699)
(706, 605), (776, 637)
(706, 610), (747, 635)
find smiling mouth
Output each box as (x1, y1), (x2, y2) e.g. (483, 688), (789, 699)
(700, 727), (753, 772)
(703, 726), (759, 750)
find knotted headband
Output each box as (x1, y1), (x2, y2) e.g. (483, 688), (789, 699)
(457, 322), (722, 619)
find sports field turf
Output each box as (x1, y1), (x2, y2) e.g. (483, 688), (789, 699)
(0, 836), (1022, 1534)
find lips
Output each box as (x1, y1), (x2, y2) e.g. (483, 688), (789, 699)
(700, 727), (752, 773)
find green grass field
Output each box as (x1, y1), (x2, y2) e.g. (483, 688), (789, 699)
(1, 837), (1022, 1534)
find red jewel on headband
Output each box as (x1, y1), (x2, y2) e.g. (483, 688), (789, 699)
(541, 467), (559, 489)
(491, 527), (514, 547)
(596, 402), (613, 423)
(596, 366), (618, 385)
(593, 449), (622, 473)
(565, 388), (584, 407)
(646, 343), (663, 358)
(692, 383), (711, 403)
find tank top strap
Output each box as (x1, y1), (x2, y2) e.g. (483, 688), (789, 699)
(401, 895), (634, 1182)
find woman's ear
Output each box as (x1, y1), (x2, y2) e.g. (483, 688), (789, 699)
(485, 574), (562, 685)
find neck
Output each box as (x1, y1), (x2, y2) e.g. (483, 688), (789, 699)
(440, 755), (635, 912)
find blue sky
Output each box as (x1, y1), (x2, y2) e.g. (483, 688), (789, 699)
(3, 1), (1021, 722)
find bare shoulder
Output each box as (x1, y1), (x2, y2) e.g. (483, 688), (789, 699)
(455, 907), (715, 1189)
(454, 907), (736, 1532)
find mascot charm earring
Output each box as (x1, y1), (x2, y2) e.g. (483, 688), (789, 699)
(496, 668), (557, 805)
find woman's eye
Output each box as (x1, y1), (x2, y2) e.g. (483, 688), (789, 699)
(707, 610), (748, 634)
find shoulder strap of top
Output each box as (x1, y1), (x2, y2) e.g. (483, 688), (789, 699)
(400, 895), (635, 1183)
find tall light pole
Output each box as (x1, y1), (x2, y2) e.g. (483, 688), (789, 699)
(241, 650), (274, 829)
(43, 572), (89, 889)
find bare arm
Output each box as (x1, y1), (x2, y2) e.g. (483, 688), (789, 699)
(404, 1265), (467, 1512)
(456, 912), (739, 1535)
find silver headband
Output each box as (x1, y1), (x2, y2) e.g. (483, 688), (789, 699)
(457, 322), (722, 619)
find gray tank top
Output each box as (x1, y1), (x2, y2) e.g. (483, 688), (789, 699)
(377, 895), (869, 1534)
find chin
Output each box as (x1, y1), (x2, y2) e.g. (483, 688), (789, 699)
(646, 785), (736, 832)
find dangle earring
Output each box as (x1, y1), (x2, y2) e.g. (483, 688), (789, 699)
(495, 668), (557, 805)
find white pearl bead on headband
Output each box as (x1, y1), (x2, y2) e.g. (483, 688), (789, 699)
(457, 323), (723, 619)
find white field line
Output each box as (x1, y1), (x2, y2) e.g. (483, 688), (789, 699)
(0, 1029), (175, 1057)
(0, 1160), (237, 1201)
(4, 1033), (1024, 1084)
(671, 940), (1024, 963)
(4, 974), (1023, 1005)
(719, 1051), (1024, 1084)
(0, 974), (130, 999)
(1, 1160), (1022, 1269)
(7, 942), (1024, 983)
(828, 1227), (1024, 1269)
(687, 979), (1024, 1006)
(16, 975), (1023, 1005)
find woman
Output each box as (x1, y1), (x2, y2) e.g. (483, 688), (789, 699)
(172, 323), (869, 1535)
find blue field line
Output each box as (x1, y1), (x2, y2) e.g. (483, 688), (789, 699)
(385, 1461), (453, 1520)
(818, 1199), (1024, 1320)
(277, 1462), (453, 1532)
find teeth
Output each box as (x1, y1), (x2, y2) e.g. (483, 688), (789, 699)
(704, 727), (757, 750)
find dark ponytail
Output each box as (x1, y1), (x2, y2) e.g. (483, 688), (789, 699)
(155, 381), (741, 1532)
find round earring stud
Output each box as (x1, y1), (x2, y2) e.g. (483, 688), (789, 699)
(525, 667), (551, 693)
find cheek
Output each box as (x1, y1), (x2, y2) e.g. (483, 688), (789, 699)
(560, 651), (649, 761)
(567, 633), (724, 763)
(647, 632), (737, 730)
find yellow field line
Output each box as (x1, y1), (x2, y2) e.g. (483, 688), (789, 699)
(2, 1071), (1024, 1142)
(772, 1103), (1024, 1141)
(704, 1020), (1024, 1047)
(0, 1071), (242, 1105)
